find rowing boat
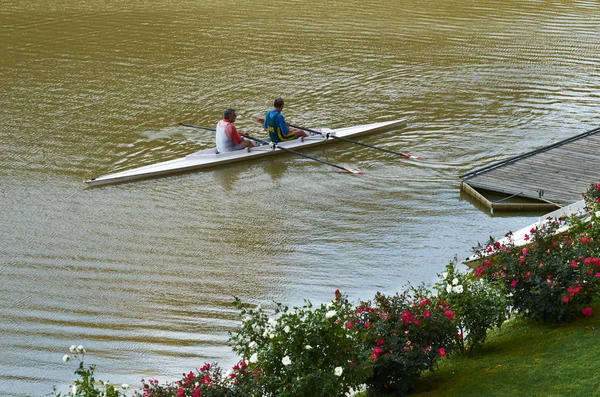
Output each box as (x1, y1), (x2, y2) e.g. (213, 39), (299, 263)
(463, 199), (588, 266)
(85, 118), (407, 187)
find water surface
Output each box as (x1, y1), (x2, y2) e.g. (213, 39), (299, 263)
(1, 0), (600, 394)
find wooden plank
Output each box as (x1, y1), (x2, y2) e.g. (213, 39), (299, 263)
(461, 128), (600, 211)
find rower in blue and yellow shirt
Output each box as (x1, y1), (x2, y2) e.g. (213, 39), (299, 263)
(264, 98), (308, 143)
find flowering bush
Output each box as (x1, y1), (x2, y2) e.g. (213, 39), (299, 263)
(52, 345), (127, 397)
(435, 262), (508, 355)
(575, 183), (600, 242)
(475, 214), (600, 322)
(349, 286), (457, 395)
(583, 183), (600, 210)
(135, 362), (250, 397)
(228, 292), (373, 397)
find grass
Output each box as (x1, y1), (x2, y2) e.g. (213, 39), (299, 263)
(404, 303), (600, 397)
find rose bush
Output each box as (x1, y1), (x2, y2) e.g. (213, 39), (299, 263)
(435, 261), (507, 355)
(583, 182), (600, 210)
(228, 292), (373, 397)
(52, 346), (127, 397)
(348, 286), (457, 396)
(135, 362), (251, 397)
(474, 185), (600, 322)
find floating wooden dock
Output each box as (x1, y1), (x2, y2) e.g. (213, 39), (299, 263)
(460, 126), (600, 212)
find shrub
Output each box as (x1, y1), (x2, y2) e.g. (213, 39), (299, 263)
(435, 261), (507, 355)
(583, 182), (600, 209)
(135, 362), (250, 397)
(229, 292), (373, 397)
(349, 286), (457, 396)
(476, 207), (600, 322)
(52, 346), (127, 397)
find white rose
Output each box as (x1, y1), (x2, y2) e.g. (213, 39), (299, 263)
(440, 272), (448, 280)
(284, 325), (290, 333)
(121, 384), (129, 389)
(452, 278), (459, 285)
(69, 345), (77, 353)
(281, 356), (292, 366)
(326, 310), (337, 318)
(334, 366), (343, 376)
(446, 284), (452, 293)
(248, 341), (258, 349)
(452, 285), (464, 294)
(62, 354), (70, 362)
(249, 353), (258, 363)
(305, 345), (312, 350)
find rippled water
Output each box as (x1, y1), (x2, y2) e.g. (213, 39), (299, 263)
(2, 0), (600, 394)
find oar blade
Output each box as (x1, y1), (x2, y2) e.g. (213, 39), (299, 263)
(343, 167), (365, 174)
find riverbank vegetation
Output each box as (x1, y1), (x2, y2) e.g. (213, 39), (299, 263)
(54, 184), (600, 396)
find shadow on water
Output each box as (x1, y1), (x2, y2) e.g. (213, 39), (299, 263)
(459, 189), (555, 218)
(262, 159), (289, 182)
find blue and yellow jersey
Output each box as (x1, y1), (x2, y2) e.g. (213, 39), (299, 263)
(264, 110), (295, 143)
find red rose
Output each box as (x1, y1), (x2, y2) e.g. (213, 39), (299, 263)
(438, 347), (447, 357)
(401, 310), (415, 324)
(444, 310), (455, 321)
(370, 346), (384, 360)
(582, 307), (593, 317)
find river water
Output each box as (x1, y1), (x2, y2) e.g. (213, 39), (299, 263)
(1, 0), (599, 394)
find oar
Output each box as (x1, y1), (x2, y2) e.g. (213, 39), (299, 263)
(173, 121), (364, 174)
(171, 120), (216, 131)
(255, 118), (422, 160)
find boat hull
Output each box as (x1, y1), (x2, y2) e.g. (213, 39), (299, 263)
(85, 119), (407, 187)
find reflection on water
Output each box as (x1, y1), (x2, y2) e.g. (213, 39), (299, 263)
(262, 159), (289, 183)
(1, 0), (600, 395)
